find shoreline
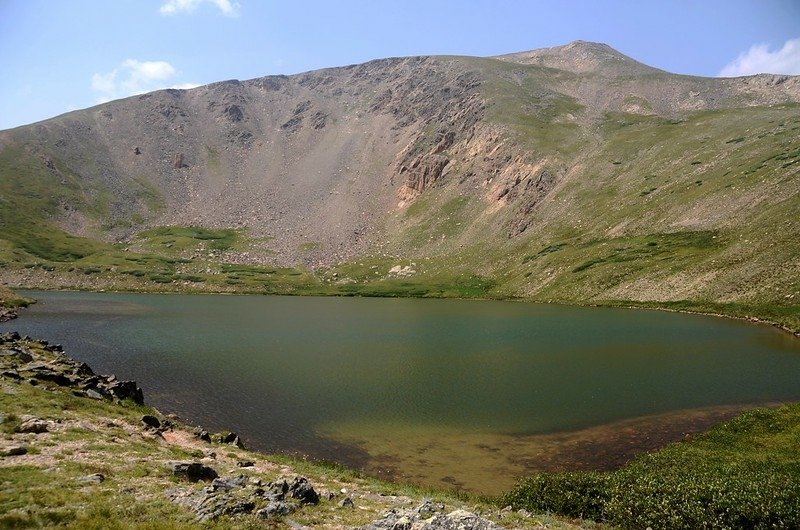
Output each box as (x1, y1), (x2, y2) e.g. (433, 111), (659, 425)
(11, 282), (800, 338)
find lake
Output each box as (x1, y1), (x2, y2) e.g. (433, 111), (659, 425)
(3, 290), (800, 493)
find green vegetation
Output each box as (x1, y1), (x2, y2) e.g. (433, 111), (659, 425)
(502, 404), (800, 529)
(138, 226), (239, 252)
(0, 286), (33, 309)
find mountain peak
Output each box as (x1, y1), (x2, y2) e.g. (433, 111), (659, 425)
(494, 40), (662, 75)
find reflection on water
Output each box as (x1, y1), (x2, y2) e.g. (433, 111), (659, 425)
(3, 291), (800, 493)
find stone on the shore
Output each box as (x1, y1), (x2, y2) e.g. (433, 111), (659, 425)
(171, 462), (219, 482)
(107, 380), (144, 404)
(141, 415), (161, 429)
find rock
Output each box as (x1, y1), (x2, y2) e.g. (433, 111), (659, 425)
(74, 362), (94, 377)
(0, 445), (28, 456)
(141, 415), (161, 429)
(426, 509), (506, 529)
(194, 427), (211, 442)
(17, 417), (49, 433)
(361, 507), (505, 530)
(85, 388), (106, 400)
(338, 497), (354, 508)
(257, 501), (295, 519)
(133, 146), (141, 155)
(1, 370), (21, 380)
(416, 499), (442, 517)
(236, 460), (254, 467)
(288, 476), (319, 505)
(220, 431), (245, 448)
(27, 367), (73, 386)
(173, 153), (185, 169)
(0, 348), (32, 362)
(167, 487), (255, 522)
(79, 473), (105, 484)
(107, 380), (144, 404)
(268, 478), (289, 498)
(171, 462), (218, 482)
(210, 475), (248, 492)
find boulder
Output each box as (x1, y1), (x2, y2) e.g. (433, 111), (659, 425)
(107, 380), (144, 404)
(17, 417), (49, 434)
(0, 445), (28, 456)
(141, 415), (161, 429)
(211, 475), (248, 492)
(171, 462), (218, 482)
(257, 501), (295, 519)
(288, 476), (319, 505)
(360, 506), (505, 530)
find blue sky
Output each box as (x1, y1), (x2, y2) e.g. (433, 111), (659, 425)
(1, 0), (799, 130)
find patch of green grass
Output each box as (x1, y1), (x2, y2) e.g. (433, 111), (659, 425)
(139, 226), (238, 252)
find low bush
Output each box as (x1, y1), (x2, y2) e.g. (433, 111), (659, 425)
(501, 405), (800, 529)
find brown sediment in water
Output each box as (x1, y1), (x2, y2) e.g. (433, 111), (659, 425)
(323, 402), (780, 494)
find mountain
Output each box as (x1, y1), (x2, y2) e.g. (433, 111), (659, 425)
(1, 41), (798, 328)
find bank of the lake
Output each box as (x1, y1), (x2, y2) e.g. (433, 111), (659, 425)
(4, 290), (800, 495)
(1, 331), (578, 529)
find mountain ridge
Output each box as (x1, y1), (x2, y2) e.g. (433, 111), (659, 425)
(0, 42), (798, 330)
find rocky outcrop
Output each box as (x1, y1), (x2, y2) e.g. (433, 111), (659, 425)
(166, 473), (320, 522)
(362, 500), (505, 530)
(0, 332), (144, 404)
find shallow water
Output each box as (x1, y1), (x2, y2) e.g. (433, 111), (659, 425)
(4, 291), (800, 492)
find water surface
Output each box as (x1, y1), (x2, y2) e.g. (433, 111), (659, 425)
(4, 291), (800, 492)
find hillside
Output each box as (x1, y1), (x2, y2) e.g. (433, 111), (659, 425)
(0, 41), (798, 328)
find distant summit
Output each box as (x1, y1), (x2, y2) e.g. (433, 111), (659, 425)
(494, 40), (663, 75)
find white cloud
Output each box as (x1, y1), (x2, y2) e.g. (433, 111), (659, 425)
(159, 0), (240, 17)
(719, 37), (800, 77)
(90, 59), (198, 103)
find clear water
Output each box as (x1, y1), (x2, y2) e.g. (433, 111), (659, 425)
(4, 290), (800, 492)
